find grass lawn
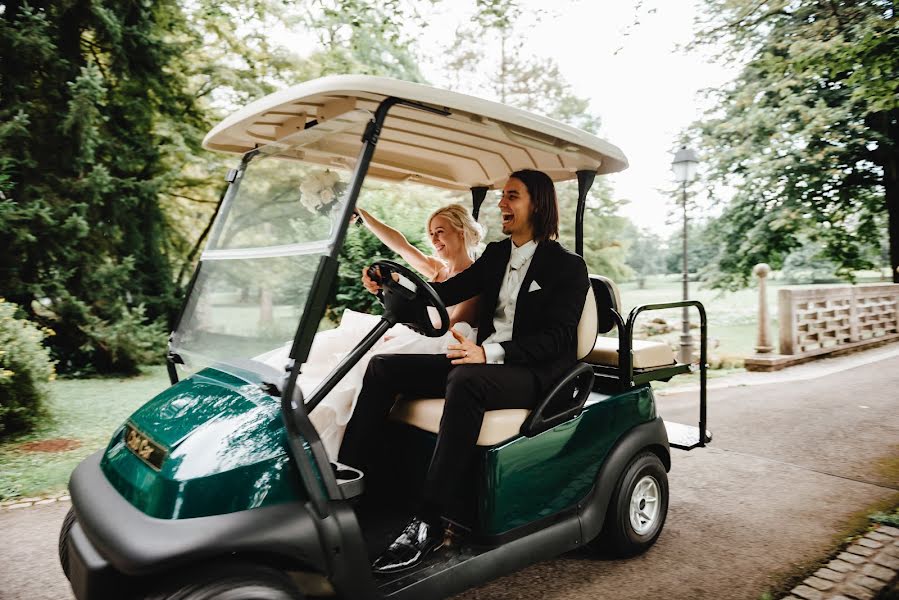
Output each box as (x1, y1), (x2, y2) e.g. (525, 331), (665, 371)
(0, 366), (171, 500)
(616, 276), (774, 359)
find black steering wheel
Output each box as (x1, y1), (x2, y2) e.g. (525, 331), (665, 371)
(368, 260), (449, 338)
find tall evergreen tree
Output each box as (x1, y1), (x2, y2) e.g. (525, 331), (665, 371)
(0, 1), (205, 373)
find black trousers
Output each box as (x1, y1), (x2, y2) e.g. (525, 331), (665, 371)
(337, 354), (540, 524)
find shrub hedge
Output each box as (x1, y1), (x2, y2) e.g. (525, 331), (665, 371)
(0, 299), (56, 439)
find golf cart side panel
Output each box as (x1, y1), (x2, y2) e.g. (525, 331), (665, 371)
(480, 385), (657, 536)
(101, 366), (305, 519)
(578, 416), (670, 541)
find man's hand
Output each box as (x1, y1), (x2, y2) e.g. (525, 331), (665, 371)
(447, 327), (486, 365)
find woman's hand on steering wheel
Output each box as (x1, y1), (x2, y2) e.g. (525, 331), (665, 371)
(361, 265), (389, 295)
(365, 260), (449, 338)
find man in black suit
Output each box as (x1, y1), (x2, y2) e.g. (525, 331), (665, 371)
(339, 169), (589, 573)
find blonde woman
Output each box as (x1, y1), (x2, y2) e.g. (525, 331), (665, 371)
(259, 203), (484, 458)
(354, 203), (482, 327)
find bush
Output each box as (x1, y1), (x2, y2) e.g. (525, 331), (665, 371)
(79, 303), (167, 375)
(31, 258), (169, 376)
(0, 299), (56, 439)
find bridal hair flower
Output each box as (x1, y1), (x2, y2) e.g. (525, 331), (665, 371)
(299, 169), (346, 215)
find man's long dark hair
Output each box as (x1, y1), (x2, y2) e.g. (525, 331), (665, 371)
(509, 169), (559, 242)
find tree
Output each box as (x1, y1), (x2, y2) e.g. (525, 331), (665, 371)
(690, 0), (898, 289)
(0, 1), (207, 373)
(665, 218), (724, 278)
(780, 239), (842, 284)
(0, 0), (441, 373)
(621, 226), (666, 287)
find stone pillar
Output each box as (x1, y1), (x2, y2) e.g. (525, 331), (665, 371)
(753, 263), (774, 353)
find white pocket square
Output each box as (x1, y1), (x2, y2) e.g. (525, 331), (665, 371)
(528, 280), (541, 292)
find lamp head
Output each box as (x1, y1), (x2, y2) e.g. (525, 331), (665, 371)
(672, 145), (699, 184)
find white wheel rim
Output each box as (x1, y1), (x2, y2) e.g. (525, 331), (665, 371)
(629, 475), (661, 535)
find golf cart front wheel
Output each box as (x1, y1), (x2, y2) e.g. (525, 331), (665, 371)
(59, 506), (77, 580)
(599, 451), (668, 557)
(142, 562), (305, 600)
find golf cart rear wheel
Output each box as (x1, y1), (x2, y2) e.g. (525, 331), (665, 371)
(59, 506), (77, 580)
(597, 451), (668, 557)
(142, 562), (305, 600)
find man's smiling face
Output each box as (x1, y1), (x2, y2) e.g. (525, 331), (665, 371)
(498, 177), (535, 244)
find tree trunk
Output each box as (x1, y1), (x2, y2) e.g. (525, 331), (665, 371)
(886, 113), (899, 284)
(888, 157), (898, 283)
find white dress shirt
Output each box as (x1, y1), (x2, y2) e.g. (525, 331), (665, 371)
(482, 239), (538, 364)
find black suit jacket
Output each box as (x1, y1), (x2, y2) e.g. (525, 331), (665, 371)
(430, 238), (589, 393)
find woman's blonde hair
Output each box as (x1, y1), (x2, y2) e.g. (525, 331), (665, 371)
(426, 203), (485, 260)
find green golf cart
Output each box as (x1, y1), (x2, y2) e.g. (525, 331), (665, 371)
(59, 75), (711, 600)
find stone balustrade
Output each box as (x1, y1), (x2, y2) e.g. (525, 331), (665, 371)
(778, 284), (899, 355)
(746, 281), (899, 371)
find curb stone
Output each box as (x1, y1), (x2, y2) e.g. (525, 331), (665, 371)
(0, 491), (70, 510)
(781, 523), (899, 600)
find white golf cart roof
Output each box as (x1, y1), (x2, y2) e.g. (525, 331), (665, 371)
(203, 75), (628, 191)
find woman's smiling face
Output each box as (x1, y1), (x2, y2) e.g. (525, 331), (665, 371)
(428, 215), (465, 260)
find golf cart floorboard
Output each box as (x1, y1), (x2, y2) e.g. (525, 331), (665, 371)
(355, 497), (582, 599)
(375, 543), (483, 596)
(354, 502), (485, 595)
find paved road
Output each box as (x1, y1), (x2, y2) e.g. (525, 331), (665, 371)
(2, 356), (897, 600)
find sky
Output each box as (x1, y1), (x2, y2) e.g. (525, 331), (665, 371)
(414, 0), (741, 235)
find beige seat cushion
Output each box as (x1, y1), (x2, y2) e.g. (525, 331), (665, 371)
(389, 398), (530, 446)
(388, 285), (596, 446)
(588, 337), (675, 369)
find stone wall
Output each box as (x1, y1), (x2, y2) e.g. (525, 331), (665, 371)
(778, 284), (899, 355)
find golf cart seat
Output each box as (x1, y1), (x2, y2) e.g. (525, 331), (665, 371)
(586, 275), (676, 370)
(389, 284), (599, 446)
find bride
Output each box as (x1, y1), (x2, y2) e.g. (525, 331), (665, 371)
(260, 203), (484, 458)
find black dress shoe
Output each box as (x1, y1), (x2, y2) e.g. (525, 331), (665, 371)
(372, 516), (444, 573)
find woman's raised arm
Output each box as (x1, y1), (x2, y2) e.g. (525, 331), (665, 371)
(355, 207), (444, 279)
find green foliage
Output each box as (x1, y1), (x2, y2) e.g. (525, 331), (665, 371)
(780, 240), (842, 284)
(665, 218), (724, 277)
(0, 299), (56, 439)
(301, 0), (428, 82)
(691, 0), (899, 289)
(627, 227), (665, 286)
(870, 508), (899, 527)
(0, 1), (207, 373)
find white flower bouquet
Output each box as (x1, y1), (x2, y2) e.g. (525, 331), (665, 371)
(299, 169), (346, 215)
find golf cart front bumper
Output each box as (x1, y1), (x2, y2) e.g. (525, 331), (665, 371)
(66, 451), (327, 599)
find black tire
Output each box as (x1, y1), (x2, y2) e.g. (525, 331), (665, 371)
(595, 451), (668, 557)
(59, 506), (77, 580)
(142, 562), (305, 600)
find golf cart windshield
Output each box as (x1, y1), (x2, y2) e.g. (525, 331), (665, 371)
(170, 111), (370, 372)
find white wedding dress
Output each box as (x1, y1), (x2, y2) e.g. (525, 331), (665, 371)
(256, 309), (475, 459)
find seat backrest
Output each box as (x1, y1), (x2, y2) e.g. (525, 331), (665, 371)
(590, 275), (622, 335)
(576, 285), (598, 360)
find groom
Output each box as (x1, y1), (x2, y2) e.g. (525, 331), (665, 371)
(338, 169), (590, 573)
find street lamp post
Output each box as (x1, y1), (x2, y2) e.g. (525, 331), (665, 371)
(672, 145), (699, 364)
